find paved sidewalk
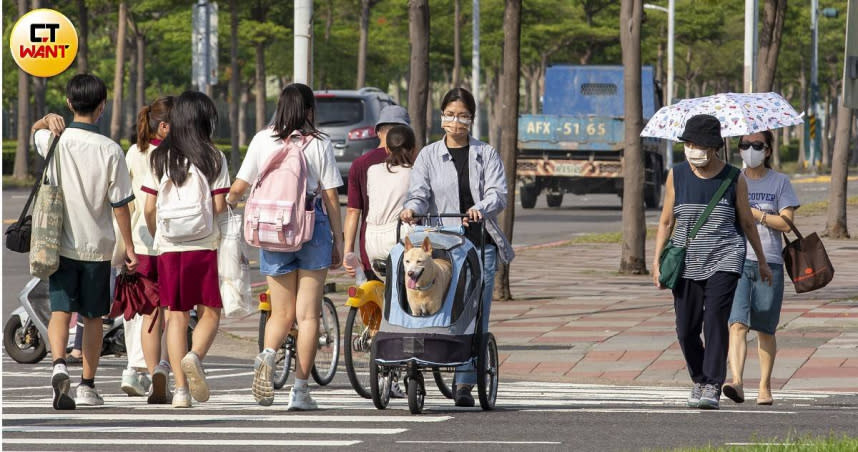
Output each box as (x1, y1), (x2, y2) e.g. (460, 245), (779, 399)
(219, 207), (858, 396)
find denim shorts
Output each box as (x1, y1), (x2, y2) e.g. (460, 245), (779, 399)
(729, 259), (785, 335)
(259, 200), (332, 276)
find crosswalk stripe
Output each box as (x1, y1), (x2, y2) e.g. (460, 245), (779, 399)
(2, 438), (362, 447)
(3, 426), (408, 435)
(2, 413), (453, 423)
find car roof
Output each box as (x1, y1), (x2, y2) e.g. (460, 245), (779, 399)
(315, 87), (391, 100)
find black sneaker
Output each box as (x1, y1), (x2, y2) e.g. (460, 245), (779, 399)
(51, 365), (76, 410)
(454, 385), (475, 407)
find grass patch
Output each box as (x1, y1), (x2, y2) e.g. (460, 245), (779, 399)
(798, 195), (858, 216)
(2, 175), (37, 188)
(569, 227), (658, 244)
(662, 434), (858, 452)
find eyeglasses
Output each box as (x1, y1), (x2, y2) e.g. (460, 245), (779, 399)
(738, 141), (767, 151)
(441, 113), (473, 125)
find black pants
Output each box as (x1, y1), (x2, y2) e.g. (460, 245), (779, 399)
(672, 272), (740, 387)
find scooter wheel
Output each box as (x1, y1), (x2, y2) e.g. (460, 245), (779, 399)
(3, 316), (47, 364)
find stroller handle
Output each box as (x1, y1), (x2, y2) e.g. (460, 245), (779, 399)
(396, 213), (488, 266)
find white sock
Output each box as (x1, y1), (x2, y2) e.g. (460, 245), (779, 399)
(294, 378), (308, 391)
(52, 363), (68, 376)
(263, 348), (276, 355)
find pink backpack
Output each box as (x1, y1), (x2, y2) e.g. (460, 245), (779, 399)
(244, 132), (318, 252)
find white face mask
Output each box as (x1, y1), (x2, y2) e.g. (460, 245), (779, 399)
(740, 149), (766, 168)
(684, 145), (710, 167)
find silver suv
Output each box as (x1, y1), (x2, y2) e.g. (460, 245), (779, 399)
(315, 87), (397, 188)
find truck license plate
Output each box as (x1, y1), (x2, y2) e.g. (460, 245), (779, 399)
(553, 163), (581, 176)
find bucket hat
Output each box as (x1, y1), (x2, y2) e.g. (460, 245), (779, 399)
(678, 114), (724, 148)
(376, 105), (410, 132)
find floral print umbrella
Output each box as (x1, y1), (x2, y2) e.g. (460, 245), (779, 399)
(640, 92), (803, 141)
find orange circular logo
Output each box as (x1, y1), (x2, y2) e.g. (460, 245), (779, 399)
(9, 9), (78, 77)
(804, 268), (813, 275)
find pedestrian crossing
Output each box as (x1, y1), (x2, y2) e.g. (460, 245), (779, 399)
(2, 356), (849, 449)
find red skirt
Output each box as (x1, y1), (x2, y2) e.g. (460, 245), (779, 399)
(157, 250), (222, 312)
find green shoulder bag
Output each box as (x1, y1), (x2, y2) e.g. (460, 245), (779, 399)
(659, 166), (739, 289)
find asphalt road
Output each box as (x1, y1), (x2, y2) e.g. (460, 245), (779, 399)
(3, 355), (857, 451)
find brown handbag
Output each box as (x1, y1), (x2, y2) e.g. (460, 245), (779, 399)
(781, 216), (834, 293)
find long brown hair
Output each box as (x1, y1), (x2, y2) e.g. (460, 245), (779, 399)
(384, 125), (416, 172)
(137, 96), (174, 152)
(739, 130), (774, 168)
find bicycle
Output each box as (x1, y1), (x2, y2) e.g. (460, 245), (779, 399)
(343, 260), (454, 400)
(257, 290), (340, 389)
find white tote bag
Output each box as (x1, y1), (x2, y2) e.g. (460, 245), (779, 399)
(218, 206), (252, 317)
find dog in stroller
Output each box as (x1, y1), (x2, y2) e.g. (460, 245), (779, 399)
(402, 236), (452, 317)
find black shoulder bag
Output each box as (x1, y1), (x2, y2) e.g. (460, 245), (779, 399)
(4, 135), (61, 253)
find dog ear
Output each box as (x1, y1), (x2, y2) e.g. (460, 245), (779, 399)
(421, 236), (432, 253)
(404, 236), (413, 250)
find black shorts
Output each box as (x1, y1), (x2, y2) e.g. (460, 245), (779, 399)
(49, 257), (111, 318)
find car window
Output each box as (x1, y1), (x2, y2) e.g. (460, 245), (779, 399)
(316, 98), (365, 126)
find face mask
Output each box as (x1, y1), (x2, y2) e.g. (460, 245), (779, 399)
(740, 149), (766, 168)
(684, 145), (710, 167)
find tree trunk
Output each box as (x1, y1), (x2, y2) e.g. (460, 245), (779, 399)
(76, 0), (88, 73)
(755, 0), (786, 93)
(619, 0), (647, 275)
(126, 35), (137, 140)
(408, 0), (430, 146)
(31, 0), (45, 121)
(110, 1), (128, 142)
(821, 89), (833, 169)
(14, 0), (30, 180)
(239, 85), (249, 146)
(824, 104), (852, 238)
(229, 0), (241, 169)
(255, 43), (266, 132)
(136, 33), (145, 118)
(356, 0), (370, 89)
(493, 0), (521, 301)
(452, 0), (462, 87)
(488, 68), (503, 150)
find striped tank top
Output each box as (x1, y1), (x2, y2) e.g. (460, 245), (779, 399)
(671, 162), (746, 280)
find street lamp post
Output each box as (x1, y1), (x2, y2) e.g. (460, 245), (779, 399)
(807, 3), (839, 169)
(744, 0), (758, 92)
(644, 1), (674, 167)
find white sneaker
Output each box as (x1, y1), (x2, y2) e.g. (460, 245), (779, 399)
(172, 387), (192, 408)
(252, 350), (275, 406)
(75, 384), (104, 406)
(287, 387), (318, 411)
(51, 364), (75, 410)
(148, 364), (171, 405)
(180, 352), (210, 402)
(120, 369), (150, 397)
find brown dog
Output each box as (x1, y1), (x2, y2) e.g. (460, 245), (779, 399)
(402, 236), (452, 316)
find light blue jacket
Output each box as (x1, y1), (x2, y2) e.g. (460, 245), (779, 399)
(403, 136), (515, 263)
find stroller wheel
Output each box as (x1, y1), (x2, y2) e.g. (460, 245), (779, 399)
(369, 343), (390, 409)
(477, 333), (498, 410)
(407, 372), (425, 415)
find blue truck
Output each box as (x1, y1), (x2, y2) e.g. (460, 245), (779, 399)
(517, 65), (664, 209)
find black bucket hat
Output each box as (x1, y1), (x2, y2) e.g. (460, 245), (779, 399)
(678, 114), (724, 148)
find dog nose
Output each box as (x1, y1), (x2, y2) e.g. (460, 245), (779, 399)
(406, 271), (413, 277)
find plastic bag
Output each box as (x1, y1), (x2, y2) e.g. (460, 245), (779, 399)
(218, 206), (253, 317)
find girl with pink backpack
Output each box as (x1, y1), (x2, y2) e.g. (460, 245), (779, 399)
(142, 91), (231, 408)
(227, 83), (344, 410)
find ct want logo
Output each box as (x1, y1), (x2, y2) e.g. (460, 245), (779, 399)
(9, 9), (78, 77)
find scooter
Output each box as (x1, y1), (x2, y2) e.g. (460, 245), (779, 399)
(3, 278), (126, 364)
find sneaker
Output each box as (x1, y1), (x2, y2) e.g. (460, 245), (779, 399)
(722, 382), (745, 403)
(454, 384), (475, 407)
(120, 369), (150, 397)
(698, 384), (720, 410)
(390, 373), (406, 399)
(148, 364), (171, 405)
(172, 387), (192, 408)
(287, 387), (318, 411)
(74, 384), (104, 406)
(252, 350), (275, 406)
(687, 382), (703, 408)
(180, 351), (210, 402)
(51, 365), (75, 410)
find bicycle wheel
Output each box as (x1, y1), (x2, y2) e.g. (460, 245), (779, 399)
(311, 297), (340, 386)
(432, 367), (454, 399)
(272, 336), (293, 390)
(344, 304), (380, 399)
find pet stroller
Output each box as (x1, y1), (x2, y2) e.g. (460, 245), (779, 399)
(369, 214), (499, 414)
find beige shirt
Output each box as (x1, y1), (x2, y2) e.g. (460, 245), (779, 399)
(34, 125), (134, 262)
(141, 151), (231, 253)
(125, 143), (158, 256)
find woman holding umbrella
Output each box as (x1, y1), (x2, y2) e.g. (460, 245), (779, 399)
(652, 114), (772, 410)
(722, 130), (799, 406)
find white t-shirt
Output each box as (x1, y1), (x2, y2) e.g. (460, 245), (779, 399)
(34, 126), (134, 262)
(142, 151), (231, 253)
(366, 163), (411, 226)
(237, 128), (343, 193)
(125, 143), (157, 255)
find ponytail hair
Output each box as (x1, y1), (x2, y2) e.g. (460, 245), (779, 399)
(384, 124), (416, 172)
(136, 96), (174, 152)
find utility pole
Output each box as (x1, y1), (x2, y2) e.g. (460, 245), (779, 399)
(294, 0), (313, 85)
(471, 0), (480, 140)
(644, 1), (674, 167)
(808, 0), (821, 170)
(743, 0), (758, 92)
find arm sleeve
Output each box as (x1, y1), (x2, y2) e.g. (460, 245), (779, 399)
(235, 132), (262, 183)
(347, 157), (364, 209)
(211, 152), (232, 195)
(33, 129), (52, 158)
(403, 148), (432, 215)
(318, 139), (344, 190)
(108, 147), (135, 207)
(471, 146), (508, 216)
(140, 165), (159, 196)
(778, 176), (801, 212)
